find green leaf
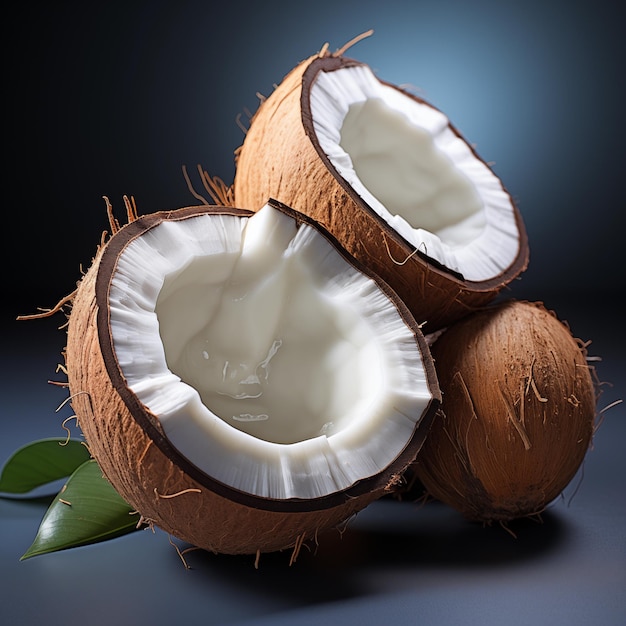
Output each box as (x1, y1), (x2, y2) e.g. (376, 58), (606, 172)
(21, 459), (140, 560)
(0, 438), (91, 495)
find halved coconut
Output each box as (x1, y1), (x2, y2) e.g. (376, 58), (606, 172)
(65, 199), (440, 557)
(234, 51), (529, 331)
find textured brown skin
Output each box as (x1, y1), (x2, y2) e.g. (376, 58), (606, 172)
(233, 53), (529, 333)
(65, 204), (441, 555)
(409, 300), (597, 522)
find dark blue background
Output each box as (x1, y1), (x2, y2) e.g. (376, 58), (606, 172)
(6, 0), (624, 315)
(3, 2), (625, 625)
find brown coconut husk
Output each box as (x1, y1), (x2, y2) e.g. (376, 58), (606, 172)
(408, 299), (598, 522)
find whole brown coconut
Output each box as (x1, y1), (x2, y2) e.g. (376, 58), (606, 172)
(233, 36), (529, 332)
(409, 300), (597, 522)
(64, 198), (440, 558)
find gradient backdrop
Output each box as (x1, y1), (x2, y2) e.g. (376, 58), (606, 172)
(3, 2), (625, 625)
(6, 0), (625, 314)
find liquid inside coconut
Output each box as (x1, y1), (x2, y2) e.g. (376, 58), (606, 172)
(155, 206), (384, 445)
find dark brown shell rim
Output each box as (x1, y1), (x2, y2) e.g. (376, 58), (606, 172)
(94, 200), (441, 513)
(300, 54), (529, 289)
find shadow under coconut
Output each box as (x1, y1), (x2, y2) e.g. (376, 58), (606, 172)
(174, 498), (568, 607)
(327, 500), (569, 570)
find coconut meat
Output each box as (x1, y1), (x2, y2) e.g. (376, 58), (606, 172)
(309, 64), (520, 281)
(107, 204), (432, 500)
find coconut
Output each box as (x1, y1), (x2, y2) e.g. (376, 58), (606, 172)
(64, 197), (440, 557)
(408, 300), (597, 522)
(233, 38), (529, 332)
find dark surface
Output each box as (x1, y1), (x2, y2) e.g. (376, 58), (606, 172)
(1, 308), (624, 626)
(3, 2), (624, 625)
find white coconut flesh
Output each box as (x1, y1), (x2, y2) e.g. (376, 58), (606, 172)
(309, 64), (520, 281)
(107, 203), (433, 501)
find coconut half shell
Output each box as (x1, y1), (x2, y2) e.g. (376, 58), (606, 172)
(234, 52), (529, 332)
(65, 200), (440, 556)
